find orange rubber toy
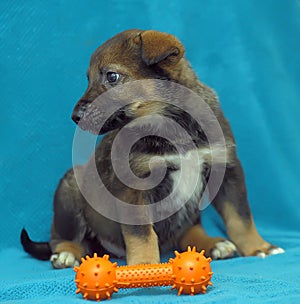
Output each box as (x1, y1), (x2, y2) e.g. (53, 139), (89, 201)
(74, 246), (213, 301)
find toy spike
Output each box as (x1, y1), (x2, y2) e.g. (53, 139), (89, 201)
(103, 254), (110, 260)
(187, 246), (197, 252)
(174, 250), (181, 257)
(74, 246), (213, 301)
(178, 286), (184, 296)
(83, 292), (89, 299)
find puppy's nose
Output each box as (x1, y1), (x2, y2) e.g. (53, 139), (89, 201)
(72, 100), (90, 124)
(72, 110), (84, 124)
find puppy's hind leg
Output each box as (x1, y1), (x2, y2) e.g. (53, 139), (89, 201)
(211, 160), (284, 257)
(179, 223), (237, 260)
(50, 167), (89, 269)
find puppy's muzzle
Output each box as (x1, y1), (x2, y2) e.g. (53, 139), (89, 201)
(72, 101), (90, 124)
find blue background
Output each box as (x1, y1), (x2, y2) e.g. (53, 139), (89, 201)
(0, 0), (299, 303)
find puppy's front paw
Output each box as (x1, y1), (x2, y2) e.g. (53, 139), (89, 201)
(211, 240), (237, 260)
(50, 251), (80, 269)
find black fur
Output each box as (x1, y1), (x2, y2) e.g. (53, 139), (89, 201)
(20, 228), (51, 260)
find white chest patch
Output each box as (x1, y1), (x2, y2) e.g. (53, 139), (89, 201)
(168, 149), (206, 208)
(161, 145), (228, 213)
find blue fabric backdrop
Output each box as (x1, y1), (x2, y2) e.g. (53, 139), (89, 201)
(0, 0), (299, 303)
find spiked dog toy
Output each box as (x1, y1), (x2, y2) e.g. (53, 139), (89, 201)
(74, 246), (213, 301)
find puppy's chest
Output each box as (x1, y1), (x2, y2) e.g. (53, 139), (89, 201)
(151, 150), (207, 250)
(155, 149), (208, 200)
(169, 153), (206, 204)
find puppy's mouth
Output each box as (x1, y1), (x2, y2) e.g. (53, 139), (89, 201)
(73, 104), (133, 135)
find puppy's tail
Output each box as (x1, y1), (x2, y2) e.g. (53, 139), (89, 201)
(20, 228), (52, 260)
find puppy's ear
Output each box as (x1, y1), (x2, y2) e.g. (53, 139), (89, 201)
(140, 30), (185, 66)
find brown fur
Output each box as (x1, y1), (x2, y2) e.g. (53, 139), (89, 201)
(122, 225), (160, 265)
(54, 241), (85, 261)
(179, 225), (225, 254)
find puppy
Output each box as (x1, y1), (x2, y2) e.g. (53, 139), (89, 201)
(21, 29), (284, 268)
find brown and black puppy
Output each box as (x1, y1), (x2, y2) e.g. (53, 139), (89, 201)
(21, 29), (284, 268)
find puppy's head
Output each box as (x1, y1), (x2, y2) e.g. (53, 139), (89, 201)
(72, 29), (186, 133)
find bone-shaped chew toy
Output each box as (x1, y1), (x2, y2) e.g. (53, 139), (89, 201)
(74, 246), (213, 301)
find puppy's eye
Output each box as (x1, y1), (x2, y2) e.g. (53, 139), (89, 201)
(106, 72), (120, 84)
